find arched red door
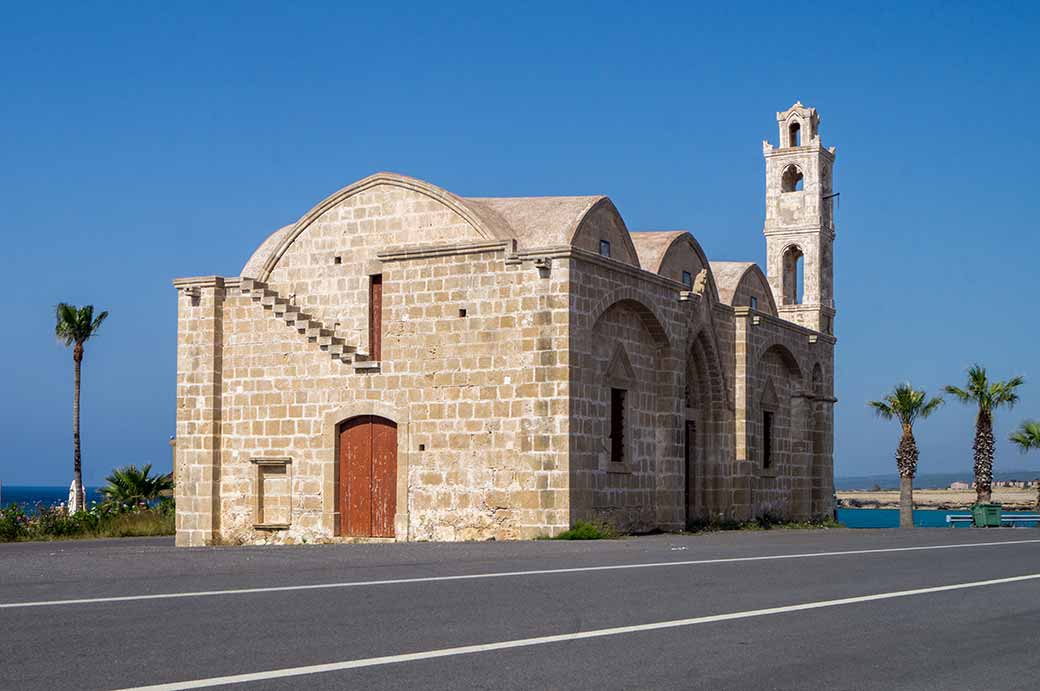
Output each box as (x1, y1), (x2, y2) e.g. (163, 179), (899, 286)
(338, 416), (397, 537)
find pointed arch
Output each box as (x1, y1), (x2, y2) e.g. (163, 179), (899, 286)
(586, 288), (670, 350)
(631, 231), (721, 302)
(569, 197), (641, 268)
(781, 165), (804, 193)
(255, 172), (515, 281)
(759, 343), (803, 382)
(687, 328), (731, 410)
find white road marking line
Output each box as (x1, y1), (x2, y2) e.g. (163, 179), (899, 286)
(113, 571), (1040, 690)
(3, 537), (1039, 610)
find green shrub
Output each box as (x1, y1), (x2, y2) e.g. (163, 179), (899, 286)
(554, 520), (619, 540)
(0, 504), (28, 542)
(97, 510), (174, 537)
(0, 500), (175, 542)
(686, 513), (841, 533)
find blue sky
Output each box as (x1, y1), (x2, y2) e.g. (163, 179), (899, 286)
(1, 1), (1038, 485)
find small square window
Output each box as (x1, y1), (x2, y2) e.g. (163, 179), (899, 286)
(599, 239), (611, 257)
(750, 296), (758, 310)
(682, 271), (693, 289)
(458, 308), (467, 318)
(334, 256), (342, 265)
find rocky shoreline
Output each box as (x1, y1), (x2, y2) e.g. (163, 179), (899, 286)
(837, 487), (1040, 511)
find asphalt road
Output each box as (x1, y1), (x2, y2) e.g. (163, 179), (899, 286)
(2, 529), (1040, 690)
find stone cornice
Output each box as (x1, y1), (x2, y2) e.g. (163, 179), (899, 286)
(172, 276), (225, 289)
(540, 245), (705, 294)
(733, 306), (837, 345)
(763, 144), (836, 161)
(377, 239), (515, 262)
(763, 224), (836, 239)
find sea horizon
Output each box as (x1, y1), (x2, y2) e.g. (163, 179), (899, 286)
(1, 485), (105, 510)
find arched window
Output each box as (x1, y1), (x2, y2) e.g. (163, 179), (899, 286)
(782, 245), (804, 305)
(789, 121), (801, 147)
(781, 165), (803, 193)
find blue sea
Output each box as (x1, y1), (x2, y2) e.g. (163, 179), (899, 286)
(1, 485), (104, 511)
(837, 507), (1040, 528)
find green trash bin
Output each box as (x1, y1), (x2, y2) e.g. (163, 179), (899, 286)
(972, 503), (1003, 527)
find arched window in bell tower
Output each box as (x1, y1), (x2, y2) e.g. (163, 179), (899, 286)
(781, 164), (803, 192)
(789, 120), (801, 147)
(782, 245), (804, 305)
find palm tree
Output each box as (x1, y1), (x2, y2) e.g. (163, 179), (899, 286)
(945, 365), (1024, 504)
(1010, 422), (1040, 513)
(1009, 421), (1040, 452)
(55, 303), (109, 512)
(100, 464), (173, 507)
(869, 383), (944, 528)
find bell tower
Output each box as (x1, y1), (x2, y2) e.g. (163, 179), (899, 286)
(763, 102), (836, 334)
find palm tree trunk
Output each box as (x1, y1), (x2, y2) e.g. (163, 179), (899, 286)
(896, 427), (917, 528)
(974, 411), (994, 504)
(71, 344), (84, 512)
(899, 476), (914, 528)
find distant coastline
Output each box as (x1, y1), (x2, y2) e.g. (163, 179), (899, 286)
(837, 487), (1038, 511)
(1, 486), (104, 510)
(836, 468), (1040, 492)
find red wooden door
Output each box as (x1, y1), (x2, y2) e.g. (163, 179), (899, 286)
(339, 416), (397, 537)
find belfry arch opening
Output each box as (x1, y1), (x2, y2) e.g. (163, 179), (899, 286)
(789, 121), (801, 147)
(781, 165), (803, 192)
(782, 245), (804, 305)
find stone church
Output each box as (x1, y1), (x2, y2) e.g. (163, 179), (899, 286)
(173, 102), (837, 546)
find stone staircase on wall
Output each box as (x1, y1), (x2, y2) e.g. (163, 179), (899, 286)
(239, 278), (371, 365)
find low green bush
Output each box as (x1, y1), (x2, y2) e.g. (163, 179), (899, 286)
(554, 520), (620, 540)
(686, 514), (841, 533)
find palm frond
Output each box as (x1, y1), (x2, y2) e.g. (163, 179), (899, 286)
(869, 382), (941, 427)
(54, 303), (109, 348)
(868, 400), (895, 420)
(1010, 421), (1040, 452)
(919, 396), (944, 419)
(100, 463), (171, 506)
(947, 365), (1024, 415)
(91, 310), (109, 332)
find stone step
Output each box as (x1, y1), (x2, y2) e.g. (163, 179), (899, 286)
(305, 324), (330, 340)
(239, 277), (355, 366)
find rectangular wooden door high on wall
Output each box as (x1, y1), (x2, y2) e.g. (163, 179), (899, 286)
(369, 275), (382, 361)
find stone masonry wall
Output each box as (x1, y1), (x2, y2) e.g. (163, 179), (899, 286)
(263, 183), (486, 354)
(568, 254), (689, 533)
(733, 309), (835, 521)
(206, 245), (571, 544)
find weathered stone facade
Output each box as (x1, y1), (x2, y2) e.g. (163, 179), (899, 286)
(173, 103), (837, 545)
